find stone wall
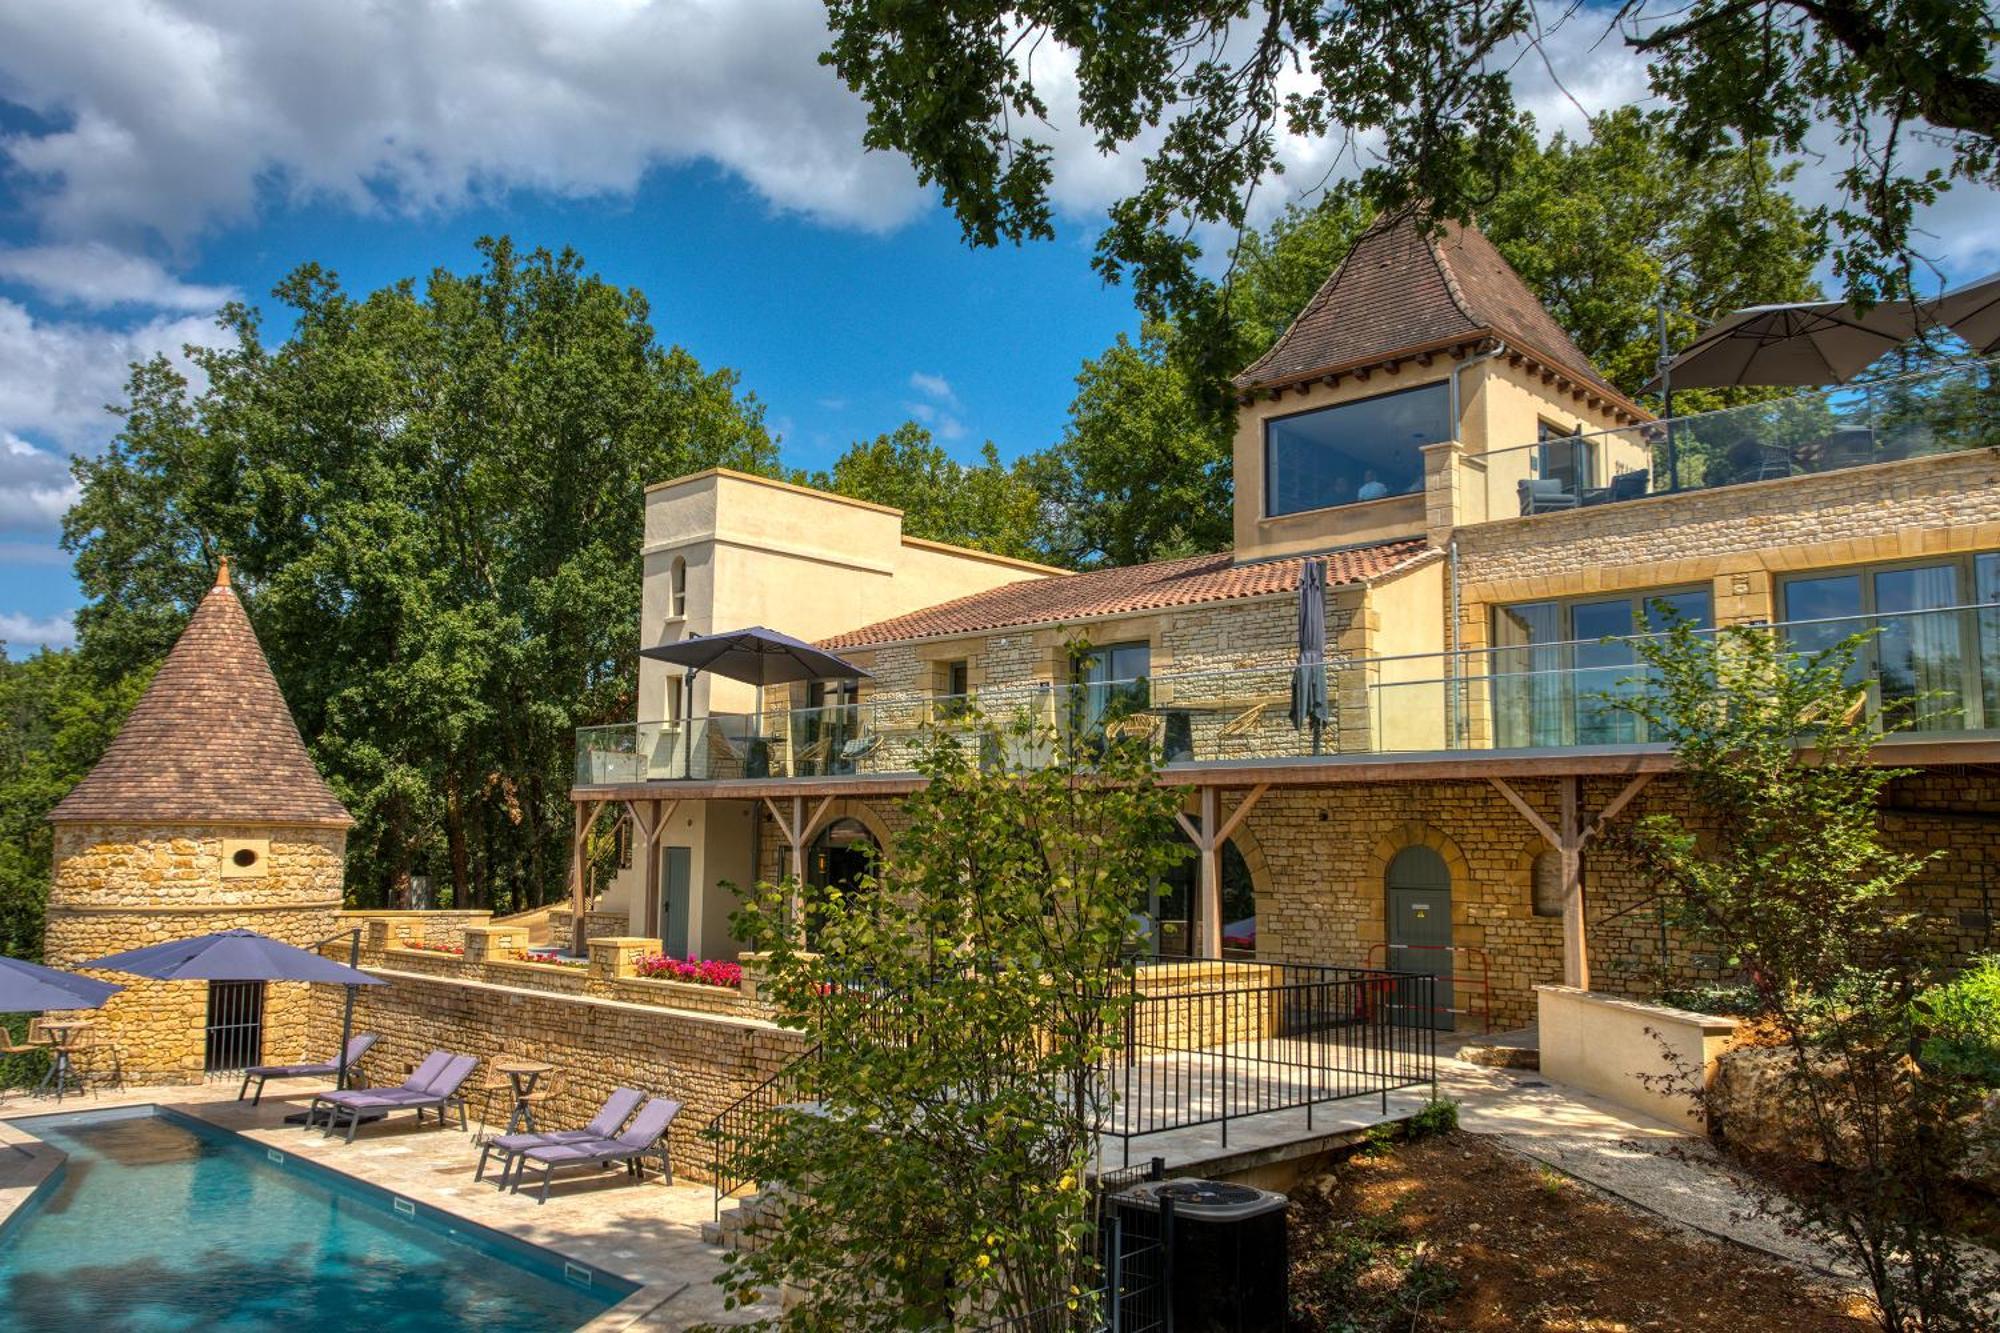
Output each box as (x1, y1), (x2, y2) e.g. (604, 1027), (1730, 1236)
(43, 822), (346, 1085)
(1238, 767), (2000, 1030)
(1453, 448), (2000, 630)
(310, 937), (807, 1180)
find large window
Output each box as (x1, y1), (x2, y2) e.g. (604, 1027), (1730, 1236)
(1076, 641), (1151, 731)
(1537, 419), (1597, 494)
(1492, 589), (1712, 747)
(1782, 555), (1998, 732)
(1264, 382), (1452, 517)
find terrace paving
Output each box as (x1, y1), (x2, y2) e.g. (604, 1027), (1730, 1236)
(0, 1078), (777, 1331)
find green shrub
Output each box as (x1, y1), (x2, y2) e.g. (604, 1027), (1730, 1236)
(1915, 955), (2000, 1085)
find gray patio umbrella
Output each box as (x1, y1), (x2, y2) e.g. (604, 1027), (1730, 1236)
(84, 928), (382, 1093)
(1929, 272), (2000, 354)
(1643, 299), (1922, 392)
(639, 626), (872, 686)
(1288, 559), (1329, 755)
(0, 955), (122, 1012)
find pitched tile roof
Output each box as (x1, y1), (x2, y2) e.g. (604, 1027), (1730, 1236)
(1235, 212), (1625, 402)
(51, 563), (353, 827)
(821, 539), (1435, 650)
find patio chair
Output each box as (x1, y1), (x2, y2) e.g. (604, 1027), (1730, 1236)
(1517, 478), (1579, 515)
(511, 1096), (683, 1204)
(238, 1032), (378, 1106)
(303, 1050), (450, 1132)
(312, 1051), (475, 1143)
(1608, 468), (1650, 502)
(1753, 442), (1794, 480)
(475, 1085), (645, 1187)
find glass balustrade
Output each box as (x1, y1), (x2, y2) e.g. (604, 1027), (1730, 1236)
(1481, 356), (2000, 521)
(578, 603), (2000, 783)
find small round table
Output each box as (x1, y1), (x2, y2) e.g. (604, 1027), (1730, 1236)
(34, 1018), (96, 1102)
(492, 1058), (554, 1135)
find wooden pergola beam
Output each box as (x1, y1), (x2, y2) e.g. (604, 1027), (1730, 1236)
(1487, 773), (1656, 991)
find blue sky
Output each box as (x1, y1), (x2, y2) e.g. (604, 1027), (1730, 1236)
(1, 1), (1994, 656)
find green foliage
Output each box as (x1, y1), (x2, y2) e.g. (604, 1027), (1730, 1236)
(0, 1013), (51, 1088)
(1915, 956), (2000, 1087)
(1617, 615), (1997, 1328)
(1407, 1097), (1460, 1140)
(1031, 114), (1822, 566)
(820, 0), (1994, 319)
(62, 238), (780, 910)
(715, 713), (1188, 1328)
(798, 422), (1054, 564)
(0, 649), (150, 960)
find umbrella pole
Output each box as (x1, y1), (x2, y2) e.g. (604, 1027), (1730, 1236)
(337, 929), (361, 1091)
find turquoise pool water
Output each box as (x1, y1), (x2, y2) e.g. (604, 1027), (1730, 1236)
(0, 1106), (633, 1331)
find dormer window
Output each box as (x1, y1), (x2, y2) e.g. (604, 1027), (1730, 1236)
(1264, 382), (1451, 517)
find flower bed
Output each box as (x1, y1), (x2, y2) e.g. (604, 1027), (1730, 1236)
(635, 954), (744, 989)
(405, 941), (464, 956)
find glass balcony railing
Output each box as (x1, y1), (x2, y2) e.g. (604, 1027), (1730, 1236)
(576, 603), (2000, 785)
(1477, 356), (2000, 521)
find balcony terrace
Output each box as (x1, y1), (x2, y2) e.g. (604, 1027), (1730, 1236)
(1461, 355), (1998, 523)
(577, 602), (2000, 794)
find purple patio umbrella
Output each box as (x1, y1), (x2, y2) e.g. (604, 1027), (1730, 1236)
(84, 928), (382, 1093)
(639, 625), (873, 686)
(1288, 559), (1330, 754)
(0, 955), (122, 1012)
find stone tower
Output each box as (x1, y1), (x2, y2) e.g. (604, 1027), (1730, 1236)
(45, 561), (352, 1085)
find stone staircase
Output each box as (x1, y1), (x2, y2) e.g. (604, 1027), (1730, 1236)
(702, 1186), (784, 1251)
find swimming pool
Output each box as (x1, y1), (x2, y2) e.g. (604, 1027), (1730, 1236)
(0, 1106), (635, 1331)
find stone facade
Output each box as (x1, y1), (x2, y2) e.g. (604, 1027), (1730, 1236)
(43, 824), (346, 1084)
(310, 929), (807, 1180)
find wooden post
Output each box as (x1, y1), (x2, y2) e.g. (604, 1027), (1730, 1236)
(1173, 783), (1270, 960)
(1489, 773), (1654, 992)
(762, 794), (834, 944)
(624, 798), (676, 942)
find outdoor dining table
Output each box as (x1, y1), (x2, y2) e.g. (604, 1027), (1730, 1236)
(34, 1017), (95, 1101)
(493, 1058), (555, 1135)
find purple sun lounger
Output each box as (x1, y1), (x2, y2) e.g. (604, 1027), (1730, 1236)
(511, 1096), (682, 1204)
(238, 1032), (379, 1105)
(314, 1052), (476, 1142)
(475, 1085), (645, 1188)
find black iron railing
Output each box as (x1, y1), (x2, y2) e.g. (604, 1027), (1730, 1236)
(705, 959), (1436, 1213)
(1103, 960), (1437, 1162)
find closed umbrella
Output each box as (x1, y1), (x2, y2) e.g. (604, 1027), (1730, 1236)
(1289, 559), (1329, 754)
(85, 929), (382, 1095)
(1929, 272), (2000, 355)
(1644, 299), (1921, 392)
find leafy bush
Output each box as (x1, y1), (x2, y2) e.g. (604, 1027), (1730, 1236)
(1659, 983), (1764, 1017)
(0, 1013), (50, 1089)
(1916, 955), (2000, 1086)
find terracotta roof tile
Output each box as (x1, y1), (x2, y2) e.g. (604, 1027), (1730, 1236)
(1235, 213), (1622, 401)
(821, 539), (1434, 650)
(51, 568), (353, 827)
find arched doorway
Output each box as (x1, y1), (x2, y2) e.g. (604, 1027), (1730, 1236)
(806, 818), (876, 950)
(1385, 845), (1454, 1029)
(1153, 825), (1257, 958)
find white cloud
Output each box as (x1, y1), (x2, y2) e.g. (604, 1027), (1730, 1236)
(907, 371), (958, 406)
(0, 243), (237, 312)
(0, 432), (79, 532)
(0, 608), (76, 651)
(0, 0), (928, 244)
(0, 299), (231, 450)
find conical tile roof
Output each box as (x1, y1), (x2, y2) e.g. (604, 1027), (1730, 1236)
(1235, 212), (1630, 408)
(50, 563), (352, 827)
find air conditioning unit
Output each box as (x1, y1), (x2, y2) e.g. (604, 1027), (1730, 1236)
(1113, 1178), (1289, 1332)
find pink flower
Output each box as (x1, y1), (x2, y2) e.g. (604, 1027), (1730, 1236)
(634, 953), (744, 988)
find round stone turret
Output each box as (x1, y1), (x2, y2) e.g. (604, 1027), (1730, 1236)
(44, 561), (352, 1084)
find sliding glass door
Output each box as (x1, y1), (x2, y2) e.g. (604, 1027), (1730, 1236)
(1492, 589), (1712, 748)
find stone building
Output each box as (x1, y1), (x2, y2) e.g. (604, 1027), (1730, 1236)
(574, 211), (2000, 1030)
(45, 561), (352, 1084)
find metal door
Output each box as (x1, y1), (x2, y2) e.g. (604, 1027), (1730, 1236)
(1385, 846), (1454, 1029)
(662, 846), (692, 959)
(204, 980), (265, 1072)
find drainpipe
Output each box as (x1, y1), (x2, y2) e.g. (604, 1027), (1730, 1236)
(1447, 535), (1463, 749)
(1444, 342), (1503, 751)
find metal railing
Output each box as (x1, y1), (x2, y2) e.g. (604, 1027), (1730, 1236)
(1477, 355), (2000, 521)
(581, 602), (2000, 784)
(1104, 960), (1437, 1163)
(704, 959), (1438, 1211)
